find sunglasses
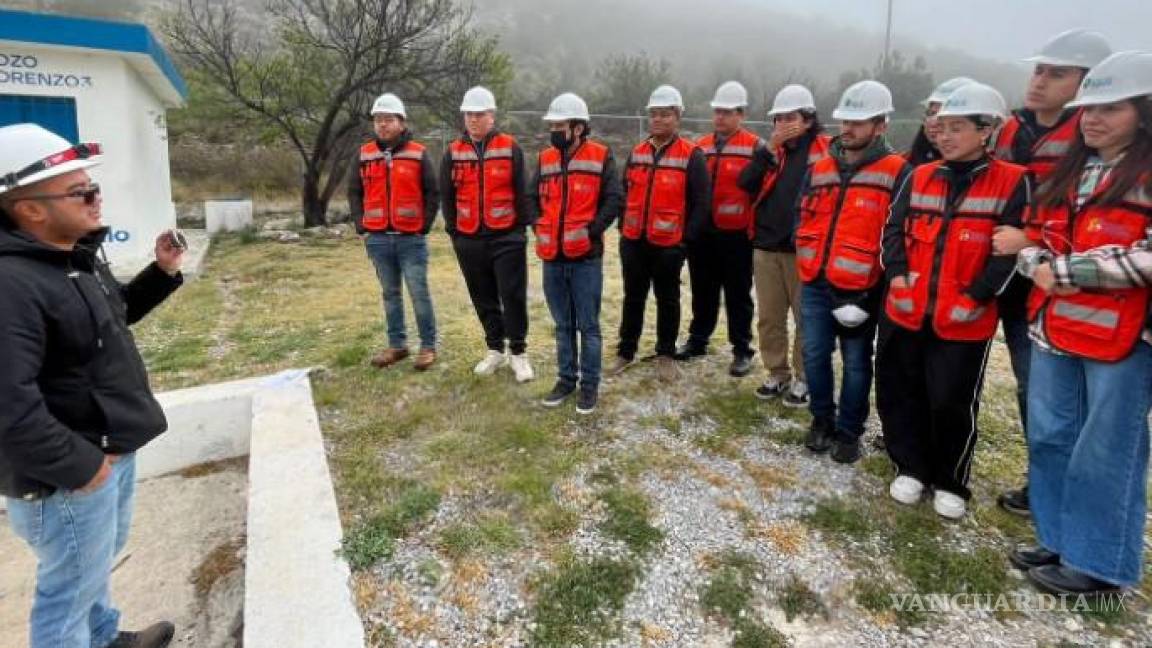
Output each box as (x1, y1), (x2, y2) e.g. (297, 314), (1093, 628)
(17, 183), (102, 206)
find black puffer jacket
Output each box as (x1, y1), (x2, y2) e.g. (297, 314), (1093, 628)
(0, 226), (181, 499)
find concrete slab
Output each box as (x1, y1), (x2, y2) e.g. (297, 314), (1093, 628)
(0, 466), (248, 647)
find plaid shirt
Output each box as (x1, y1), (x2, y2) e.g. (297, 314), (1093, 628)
(1017, 156), (1152, 349)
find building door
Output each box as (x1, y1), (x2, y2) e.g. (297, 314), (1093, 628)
(0, 94), (79, 142)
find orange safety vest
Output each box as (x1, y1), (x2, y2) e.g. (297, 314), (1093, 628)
(1027, 180), (1152, 362)
(795, 152), (906, 291)
(698, 129), (762, 231)
(449, 132), (519, 235)
(750, 134), (832, 238)
(359, 140), (427, 233)
(992, 110), (1081, 185)
(622, 136), (697, 247)
(534, 140), (609, 261)
(885, 159), (1028, 341)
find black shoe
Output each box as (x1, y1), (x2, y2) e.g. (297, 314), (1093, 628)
(542, 380), (577, 407)
(107, 622), (176, 648)
(805, 417), (833, 453)
(576, 387), (598, 415)
(830, 435), (862, 464)
(1026, 565), (1123, 597)
(673, 343), (707, 361)
(997, 485), (1031, 517)
(1009, 546), (1061, 571)
(728, 354), (754, 377)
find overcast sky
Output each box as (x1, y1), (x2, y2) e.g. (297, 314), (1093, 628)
(765, 0), (1149, 63)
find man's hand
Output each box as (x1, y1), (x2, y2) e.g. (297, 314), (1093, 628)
(78, 455), (114, 494)
(768, 123), (805, 150)
(993, 225), (1032, 256)
(154, 231), (185, 276)
(1033, 262), (1080, 296)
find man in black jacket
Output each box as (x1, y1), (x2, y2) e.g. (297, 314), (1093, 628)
(0, 124), (182, 648)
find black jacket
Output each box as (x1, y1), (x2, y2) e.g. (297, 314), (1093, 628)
(347, 130), (441, 236)
(439, 129), (533, 238)
(525, 138), (624, 261)
(0, 227), (181, 499)
(740, 131), (818, 252)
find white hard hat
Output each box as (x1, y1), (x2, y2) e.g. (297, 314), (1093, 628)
(1066, 50), (1152, 108)
(543, 92), (590, 122)
(0, 124), (102, 195)
(710, 81), (749, 110)
(371, 93), (407, 118)
(646, 84), (684, 111)
(832, 304), (870, 328)
(922, 76), (976, 106)
(1025, 29), (1112, 69)
(767, 84), (816, 116)
(936, 82), (1008, 121)
(460, 86), (497, 112)
(832, 80), (894, 120)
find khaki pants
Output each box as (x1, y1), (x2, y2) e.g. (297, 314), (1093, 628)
(753, 250), (805, 382)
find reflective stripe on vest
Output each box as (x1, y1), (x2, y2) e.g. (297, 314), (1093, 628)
(1052, 301), (1120, 329)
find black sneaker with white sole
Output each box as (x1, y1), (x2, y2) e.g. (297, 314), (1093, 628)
(576, 387), (598, 414)
(755, 379), (788, 400)
(542, 381), (577, 407)
(782, 380), (810, 408)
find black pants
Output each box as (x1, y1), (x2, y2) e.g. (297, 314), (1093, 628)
(998, 276), (1032, 436)
(685, 231), (755, 357)
(876, 318), (992, 499)
(452, 232), (529, 354)
(617, 238), (685, 359)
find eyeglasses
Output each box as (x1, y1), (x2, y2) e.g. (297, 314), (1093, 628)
(16, 183), (101, 206)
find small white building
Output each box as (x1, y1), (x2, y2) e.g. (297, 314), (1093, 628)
(0, 8), (187, 272)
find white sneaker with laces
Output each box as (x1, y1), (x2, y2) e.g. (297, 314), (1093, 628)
(782, 380), (809, 408)
(889, 475), (924, 505)
(933, 489), (967, 519)
(474, 350), (507, 376)
(509, 353), (535, 383)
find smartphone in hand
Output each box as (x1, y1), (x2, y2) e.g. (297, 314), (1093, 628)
(165, 228), (188, 251)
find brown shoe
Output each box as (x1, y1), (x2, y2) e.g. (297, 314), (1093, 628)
(370, 347), (409, 368)
(609, 355), (637, 376)
(656, 355), (680, 383)
(413, 348), (437, 371)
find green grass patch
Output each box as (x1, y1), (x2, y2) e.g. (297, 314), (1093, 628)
(341, 481), (441, 570)
(804, 498), (873, 540)
(731, 618), (791, 648)
(852, 576), (928, 627)
(700, 550), (762, 621)
(776, 575), (828, 622)
(528, 556), (640, 647)
(598, 486), (665, 557)
(438, 514), (521, 560)
(888, 507), (1008, 596)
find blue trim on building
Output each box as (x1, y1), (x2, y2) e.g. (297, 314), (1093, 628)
(0, 8), (187, 100)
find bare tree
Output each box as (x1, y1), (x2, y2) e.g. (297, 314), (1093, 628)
(164, 0), (510, 225)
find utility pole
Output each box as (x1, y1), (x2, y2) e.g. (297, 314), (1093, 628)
(882, 0), (894, 72)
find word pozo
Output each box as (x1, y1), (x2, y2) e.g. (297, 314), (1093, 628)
(0, 53), (93, 88)
(889, 591), (1129, 613)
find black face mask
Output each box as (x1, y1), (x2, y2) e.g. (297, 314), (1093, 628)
(550, 130), (572, 150)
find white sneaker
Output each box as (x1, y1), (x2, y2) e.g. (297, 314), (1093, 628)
(933, 490), (967, 520)
(474, 350), (507, 376)
(509, 353), (535, 383)
(782, 380), (809, 408)
(889, 475), (924, 505)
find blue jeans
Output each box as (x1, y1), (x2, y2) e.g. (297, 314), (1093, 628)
(365, 233), (437, 349)
(543, 259), (603, 390)
(1027, 343), (1152, 587)
(800, 280), (875, 438)
(7, 454), (137, 648)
